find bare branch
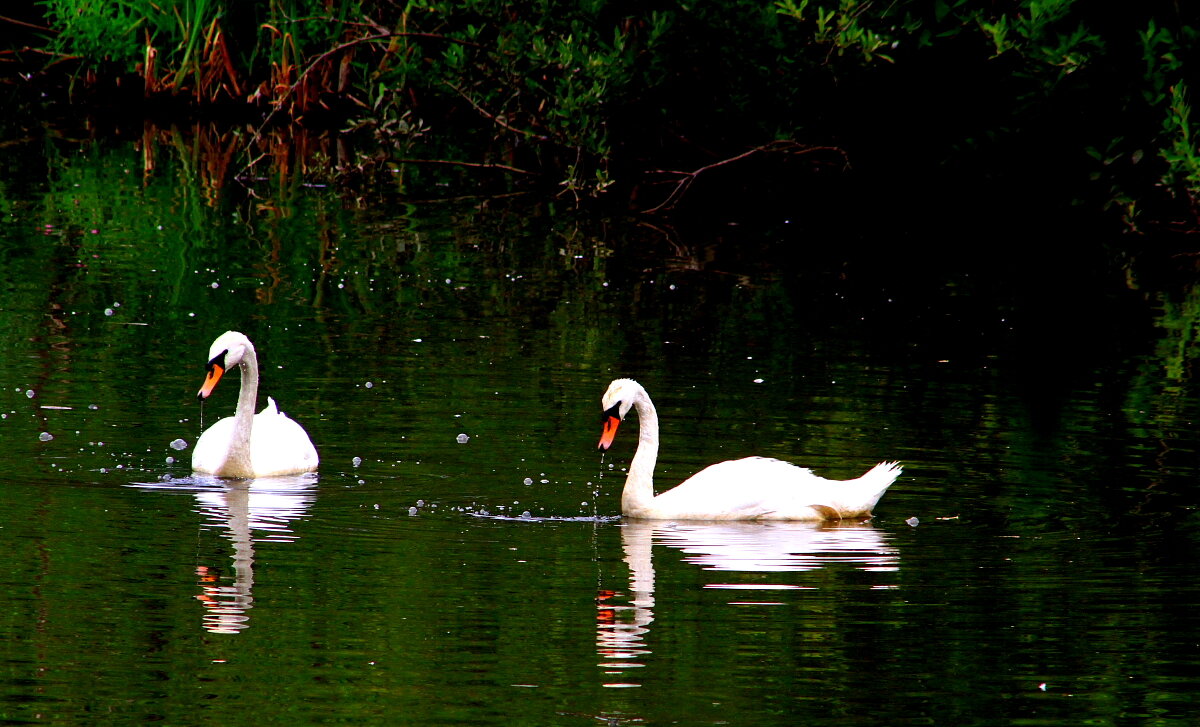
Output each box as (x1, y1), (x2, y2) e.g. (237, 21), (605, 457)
(642, 141), (850, 215)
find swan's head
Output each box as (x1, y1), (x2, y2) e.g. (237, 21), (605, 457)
(598, 378), (644, 451)
(197, 331), (253, 400)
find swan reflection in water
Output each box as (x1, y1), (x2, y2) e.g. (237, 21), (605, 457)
(597, 520), (899, 687)
(128, 474), (317, 634)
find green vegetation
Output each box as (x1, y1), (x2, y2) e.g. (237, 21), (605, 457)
(4, 1), (1199, 228)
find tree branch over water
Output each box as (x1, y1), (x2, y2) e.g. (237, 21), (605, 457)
(642, 142), (850, 215)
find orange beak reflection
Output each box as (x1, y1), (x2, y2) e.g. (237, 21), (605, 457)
(197, 363), (225, 400)
(599, 415), (621, 451)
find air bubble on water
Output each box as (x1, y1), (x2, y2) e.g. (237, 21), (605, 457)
(104, 308), (114, 316)
(211, 282), (220, 289)
(25, 390), (35, 399)
(523, 477), (533, 485)
(166, 456), (175, 464)
(161, 474), (173, 482)
(169, 438), (188, 450)
(352, 456), (362, 467)
(408, 506), (419, 516)
(521, 511), (531, 518)
(88, 404), (99, 410)
(456, 433), (469, 444)
(365, 381), (374, 389)
(39, 432), (53, 441)
(753, 378), (764, 384)
(416, 499), (425, 507)
(580, 501), (588, 507)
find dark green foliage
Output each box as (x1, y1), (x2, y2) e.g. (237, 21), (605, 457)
(11, 0), (1200, 225)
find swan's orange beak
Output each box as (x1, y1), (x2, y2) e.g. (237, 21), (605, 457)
(197, 363), (225, 400)
(599, 414), (620, 451)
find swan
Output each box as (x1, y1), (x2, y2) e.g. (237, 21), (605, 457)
(191, 331), (319, 478)
(598, 378), (900, 521)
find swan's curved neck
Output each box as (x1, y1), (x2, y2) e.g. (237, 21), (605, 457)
(622, 391), (660, 515)
(226, 346), (259, 472)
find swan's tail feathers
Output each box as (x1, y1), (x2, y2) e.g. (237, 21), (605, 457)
(866, 461), (903, 483)
(858, 461), (903, 514)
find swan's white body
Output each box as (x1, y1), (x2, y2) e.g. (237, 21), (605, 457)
(598, 378), (900, 521)
(191, 331), (319, 478)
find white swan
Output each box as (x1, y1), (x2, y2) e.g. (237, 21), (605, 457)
(598, 378), (900, 521)
(191, 331), (319, 478)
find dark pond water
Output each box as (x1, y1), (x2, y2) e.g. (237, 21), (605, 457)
(3, 130), (1200, 725)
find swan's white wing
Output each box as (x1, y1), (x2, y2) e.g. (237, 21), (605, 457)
(248, 400), (319, 476)
(652, 457), (899, 520)
(652, 457), (822, 520)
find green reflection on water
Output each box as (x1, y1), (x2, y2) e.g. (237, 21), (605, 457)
(3, 130), (1200, 726)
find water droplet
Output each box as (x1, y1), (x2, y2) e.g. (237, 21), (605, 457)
(753, 378), (764, 384)
(456, 433), (469, 444)
(523, 477), (533, 485)
(88, 404), (99, 410)
(38, 432), (53, 442)
(352, 456), (362, 467)
(169, 438), (188, 450)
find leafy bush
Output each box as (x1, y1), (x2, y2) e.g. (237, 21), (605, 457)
(17, 0), (1200, 225)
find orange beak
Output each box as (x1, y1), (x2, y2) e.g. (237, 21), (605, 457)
(598, 415), (620, 450)
(197, 363), (225, 400)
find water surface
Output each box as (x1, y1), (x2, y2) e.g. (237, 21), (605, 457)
(2, 131), (1199, 725)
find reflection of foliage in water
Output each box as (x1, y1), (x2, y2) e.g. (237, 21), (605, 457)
(1124, 266), (1200, 437)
